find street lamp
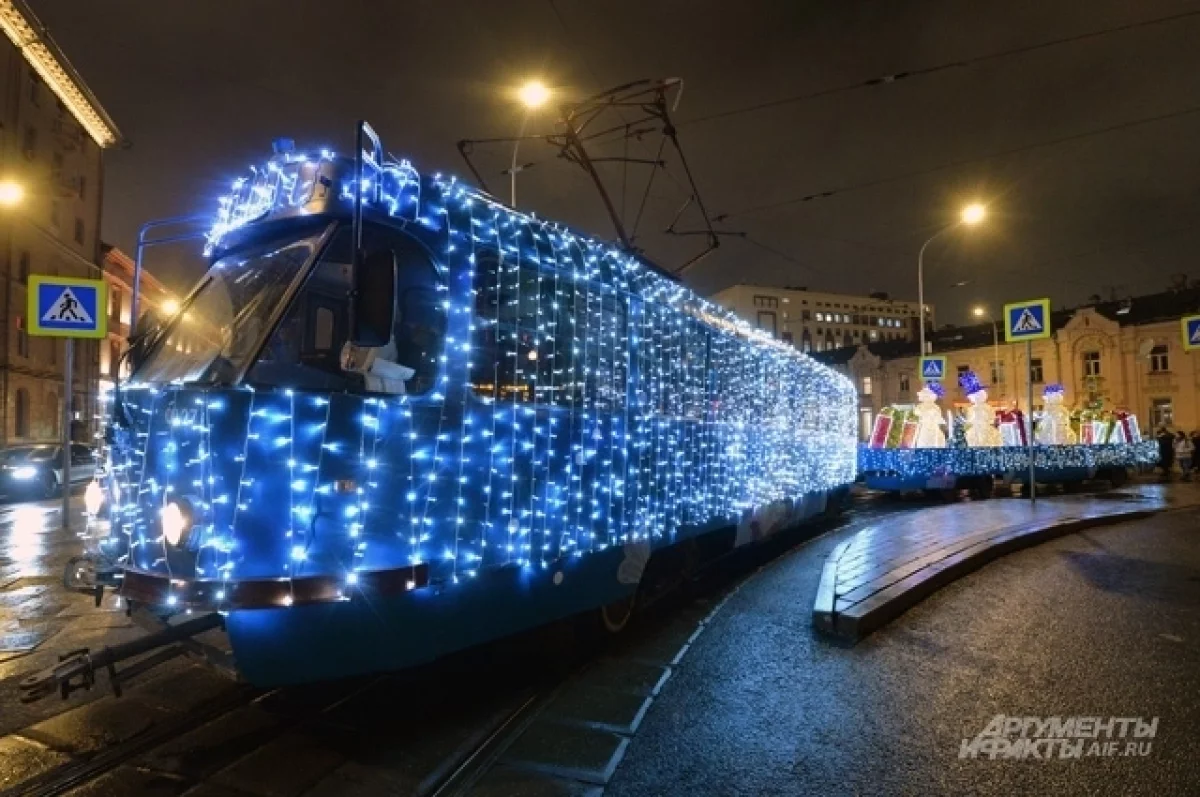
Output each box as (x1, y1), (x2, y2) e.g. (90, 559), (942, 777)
(509, 80), (552, 207)
(0, 180), (24, 206)
(917, 203), (986, 357)
(973, 305), (1001, 394)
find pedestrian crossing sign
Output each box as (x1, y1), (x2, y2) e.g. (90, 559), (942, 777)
(1183, 314), (1200, 352)
(27, 275), (107, 338)
(1003, 298), (1051, 343)
(919, 356), (947, 380)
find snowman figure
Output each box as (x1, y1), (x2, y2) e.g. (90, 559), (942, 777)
(913, 382), (947, 448)
(1035, 383), (1076, 445)
(959, 370), (1001, 447)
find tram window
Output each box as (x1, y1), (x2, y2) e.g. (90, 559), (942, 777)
(471, 250), (626, 407)
(312, 307), (334, 351)
(249, 224), (444, 393)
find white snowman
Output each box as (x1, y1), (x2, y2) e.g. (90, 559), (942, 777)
(959, 370), (1001, 447)
(1035, 383), (1076, 445)
(913, 382), (947, 448)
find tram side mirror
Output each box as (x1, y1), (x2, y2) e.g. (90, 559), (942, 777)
(351, 249), (396, 347)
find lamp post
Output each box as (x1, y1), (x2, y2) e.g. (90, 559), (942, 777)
(973, 305), (1001, 394)
(509, 80), (551, 207)
(917, 203), (986, 357)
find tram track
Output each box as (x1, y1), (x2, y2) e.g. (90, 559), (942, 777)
(0, 494), (930, 797)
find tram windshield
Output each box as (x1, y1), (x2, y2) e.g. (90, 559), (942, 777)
(131, 218), (445, 394)
(131, 220), (332, 385)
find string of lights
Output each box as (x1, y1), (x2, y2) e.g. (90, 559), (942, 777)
(97, 144), (859, 611)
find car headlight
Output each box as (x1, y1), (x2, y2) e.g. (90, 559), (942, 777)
(12, 466), (38, 480)
(84, 480), (105, 515)
(161, 501), (193, 547)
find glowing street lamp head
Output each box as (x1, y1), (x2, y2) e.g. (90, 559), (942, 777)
(972, 305), (986, 318)
(0, 180), (24, 207)
(160, 298), (180, 316)
(961, 203), (986, 225)
(517, 80), (551, 109)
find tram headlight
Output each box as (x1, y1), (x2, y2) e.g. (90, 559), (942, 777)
(161, 500), (193, 547)
(84, 480), (105, 516)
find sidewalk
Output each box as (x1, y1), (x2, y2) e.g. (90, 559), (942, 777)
(814, 483), (1200, 641)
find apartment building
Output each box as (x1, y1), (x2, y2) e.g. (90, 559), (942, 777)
(0, 0), (121, 443)
(709, 283), (933, 353)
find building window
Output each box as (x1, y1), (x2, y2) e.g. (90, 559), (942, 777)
(757, 310), (777, 336)
(801, 310), (811, 321)
(78, 175), (87, 200)
(1150, 398), (1173, 429)
(22, 126), (37, 159)
(781, 329), (794, 345)
(14, 389), (29, 437)
(74, 218), (85, 244)
(861, 376), (873, 396)
(990, 360), (1004, 385)
(111, 288), (122, 326)
(1149, 345), (1169, 373)
(899, 374), (911, 393)
(1082, 350), (1101, 378)
(17, 318), (28, 358)
(18, 251), (30, 283)
(28, 72), (40, 106)
(752, 295), (779, 309)
(1029, 358), (1044, 383)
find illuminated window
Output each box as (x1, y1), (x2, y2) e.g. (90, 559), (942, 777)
(1150, 398), (1173, 428)
(861, 376), (873, 396)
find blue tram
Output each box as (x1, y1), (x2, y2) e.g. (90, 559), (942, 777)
(82, 125), (857, 687)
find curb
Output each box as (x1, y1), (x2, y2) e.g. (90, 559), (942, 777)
(813, 506), (1163, 642)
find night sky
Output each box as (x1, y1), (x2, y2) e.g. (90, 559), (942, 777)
(31, 0), (1200, 325)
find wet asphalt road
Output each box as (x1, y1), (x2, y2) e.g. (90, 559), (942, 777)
(607, 506), (1200, 797)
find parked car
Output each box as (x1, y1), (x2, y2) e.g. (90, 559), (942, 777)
(0, 444), (96, 499)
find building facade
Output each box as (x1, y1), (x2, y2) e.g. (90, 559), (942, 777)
(709, 283), (933, 353)
(98, 244), (179, 394)
(815, 286), (1200, 440)
(0, 0), (121, 444)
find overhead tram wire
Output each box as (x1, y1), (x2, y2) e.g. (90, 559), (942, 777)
(715, 101), (1200, 221)
(681, 8), (1200, 128)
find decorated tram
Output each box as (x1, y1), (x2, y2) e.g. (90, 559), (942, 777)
(27, 123), (857, 697)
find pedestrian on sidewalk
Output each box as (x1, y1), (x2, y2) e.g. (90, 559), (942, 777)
(1156, 428), (1175, 481)
(1175, 431), (1194, 481)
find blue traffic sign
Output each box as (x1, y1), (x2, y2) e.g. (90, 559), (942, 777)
(919, 356), (947, 380)
(28, 275), (108, 338)
(1183, 314), (1200, 352)
(1003, 298), (1051, 343)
